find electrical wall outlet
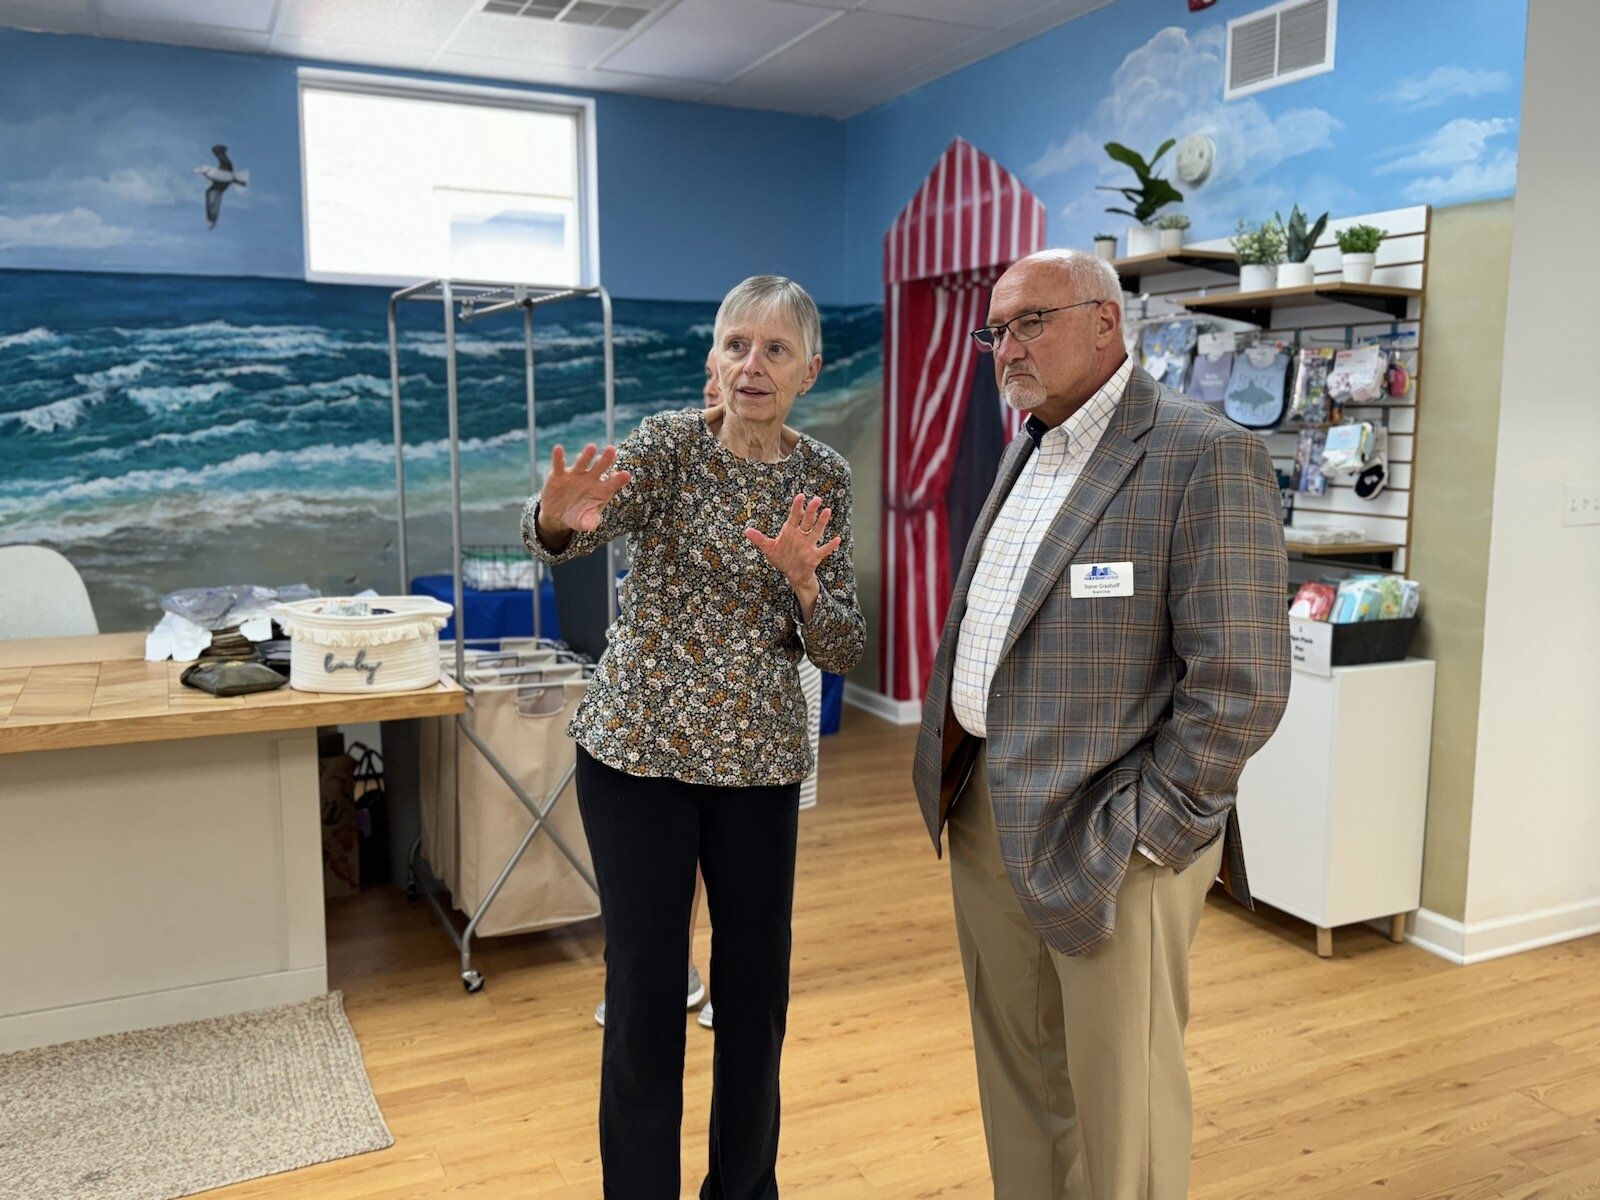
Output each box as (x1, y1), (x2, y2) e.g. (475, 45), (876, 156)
(1564, 485), (1600, 527)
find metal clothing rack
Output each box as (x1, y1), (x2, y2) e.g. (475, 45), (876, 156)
(387, 278), (616, 992)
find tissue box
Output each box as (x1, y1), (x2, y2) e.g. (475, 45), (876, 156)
(274, 596), (453, 693)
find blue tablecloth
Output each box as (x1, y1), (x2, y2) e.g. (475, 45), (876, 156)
(410, 574), (558, 643)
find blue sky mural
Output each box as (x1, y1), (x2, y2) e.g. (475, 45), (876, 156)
(0, 28), (849, 302)
(0, 35), (303, 278)
(842, 0), (1528, 301)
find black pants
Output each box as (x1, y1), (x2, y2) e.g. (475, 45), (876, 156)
(575, 746), (800, 1200)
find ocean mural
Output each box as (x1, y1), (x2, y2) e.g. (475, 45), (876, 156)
(0, 270), (882, 632)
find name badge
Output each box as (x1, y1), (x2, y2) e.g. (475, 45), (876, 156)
(1070, 561), (1134, 598)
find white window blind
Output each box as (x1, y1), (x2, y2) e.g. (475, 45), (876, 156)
(299, 70), (597, 287)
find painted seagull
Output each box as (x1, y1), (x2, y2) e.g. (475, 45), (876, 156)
(195, 144), (249, 229)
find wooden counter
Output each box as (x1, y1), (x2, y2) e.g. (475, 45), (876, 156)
(0, 632), (466, 1052)
(0, 633), (464, 755)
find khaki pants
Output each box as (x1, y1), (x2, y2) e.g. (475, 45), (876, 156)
(948, 747), (1224, 1200)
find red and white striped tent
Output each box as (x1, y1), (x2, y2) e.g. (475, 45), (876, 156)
(881, 137), (1046, 704)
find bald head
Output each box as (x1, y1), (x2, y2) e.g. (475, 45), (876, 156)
(986, 249), (1128, 427)
(1009, 249), (1124, 325)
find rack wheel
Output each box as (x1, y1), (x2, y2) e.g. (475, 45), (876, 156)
(462, 970), (485, 993)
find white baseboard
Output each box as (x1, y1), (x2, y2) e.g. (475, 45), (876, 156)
(1404, 900), (1600, 965)
(0, 966), (328, 1053)
(843, 683), (923, 726)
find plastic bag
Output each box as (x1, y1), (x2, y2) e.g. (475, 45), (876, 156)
(160, 583), (318, 631)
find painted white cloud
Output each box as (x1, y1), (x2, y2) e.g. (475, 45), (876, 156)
(0, 208), (132, 250)
(1027, 25), (1341, 244)
(1403, 149), (1518, 203)
(1391, 66), (1512, 110)
(1377, 117), (1516, 174)
(105, 166), (196, 206)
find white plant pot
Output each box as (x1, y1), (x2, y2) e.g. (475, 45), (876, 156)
(1341, 252), (1376, 284)
(1126, 225), (1161, 257)
(1159, 227), (1186, 251)
(1277, 261), (1315, 288)
(1239, 263), (1277, 292)
(1093, 238), (1118, 261)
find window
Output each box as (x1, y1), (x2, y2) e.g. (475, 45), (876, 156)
(1225, 0), (1336, 100)
(298, 69), (598, 287)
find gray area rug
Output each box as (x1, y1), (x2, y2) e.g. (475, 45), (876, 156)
(0, 993), (393, 1200)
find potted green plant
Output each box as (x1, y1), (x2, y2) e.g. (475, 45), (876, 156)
(1093, 232), (1118, 261)
(1157, 213), (1191, 252)
(1099, 139), (1183, 257)
(1232, 217), (1285, 292)
(1336, 224), (1387, 284)
(1276, 205), (1329, 288)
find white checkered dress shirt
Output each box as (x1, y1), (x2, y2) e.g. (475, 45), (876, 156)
(952, 355), (1133, 739)
(951, 359), (1162, 863)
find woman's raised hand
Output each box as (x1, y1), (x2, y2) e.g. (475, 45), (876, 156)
(743, 494), (841, 589)
(538, 444), (631, 536)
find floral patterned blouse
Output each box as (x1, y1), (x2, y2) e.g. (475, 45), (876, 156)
(521, 408), (864, 786)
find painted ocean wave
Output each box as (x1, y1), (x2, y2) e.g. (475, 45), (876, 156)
(126, 380), (235, 414)
(0, 326), (61, 350)
(0, 393), (103, 433)
(0, 270), (883, 625)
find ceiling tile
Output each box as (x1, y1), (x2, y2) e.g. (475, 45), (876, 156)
(725, 9), (981, 96)
(1001, 0), (1114, 38)
(432, 56), (717, 102)
(599, 0), (835, 83)
(276, 0), (478, 52)
(443, 9), (627, 66)
(856, 0), (1053, 29)
(98, 0), (277, 32)
(96, 16), (271, 52)
(585, 67), (720, 102)
(269, 34), (440, 71)
(845, 26), (1025, 109)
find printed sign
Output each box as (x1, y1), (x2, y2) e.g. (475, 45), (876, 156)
(1289, 618), (1333, 676)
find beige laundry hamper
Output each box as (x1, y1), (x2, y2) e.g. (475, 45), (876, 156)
(419, 643), (569, 898)
(420, 656), (598, 937)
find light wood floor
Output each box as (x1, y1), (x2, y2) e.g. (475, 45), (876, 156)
(215, 711), (1600, 1199)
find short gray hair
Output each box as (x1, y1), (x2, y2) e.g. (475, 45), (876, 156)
(1017, 248), (1124, 331)
(714, 275), (822, 362)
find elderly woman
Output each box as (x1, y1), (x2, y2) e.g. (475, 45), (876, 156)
(522, 274), (863, 1199)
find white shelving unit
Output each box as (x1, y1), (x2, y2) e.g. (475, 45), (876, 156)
(1233, 656), (1436, 956)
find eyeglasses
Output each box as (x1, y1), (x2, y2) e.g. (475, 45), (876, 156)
(969, 300), (1104, 352)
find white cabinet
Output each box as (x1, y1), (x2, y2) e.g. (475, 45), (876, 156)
(1234, 657), (1436, 956)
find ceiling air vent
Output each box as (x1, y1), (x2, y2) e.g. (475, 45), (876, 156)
(482, 0), (650, 30)
(1225, 0), (1336, 100)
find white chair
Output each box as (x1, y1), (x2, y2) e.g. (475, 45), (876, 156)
(0, 545), (100, 639)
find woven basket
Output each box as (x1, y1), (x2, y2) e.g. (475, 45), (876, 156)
(274, 596), (453, 693)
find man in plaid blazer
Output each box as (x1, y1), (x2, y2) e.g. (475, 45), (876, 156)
(913, 249), (1289, 1199)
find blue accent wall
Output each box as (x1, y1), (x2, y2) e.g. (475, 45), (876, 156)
(0, 28), (848, 304)
(840, 0), (1529, 303)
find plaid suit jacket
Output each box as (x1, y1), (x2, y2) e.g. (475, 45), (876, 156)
(913, 366), (1290, 956)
